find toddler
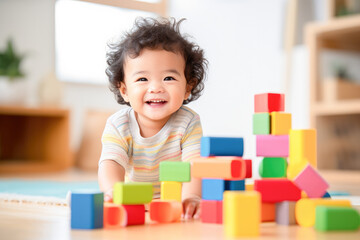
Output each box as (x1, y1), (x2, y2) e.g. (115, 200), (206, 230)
(98, 17), (207, 220)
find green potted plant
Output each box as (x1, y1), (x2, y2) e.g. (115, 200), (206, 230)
(0, 38), (27, 104)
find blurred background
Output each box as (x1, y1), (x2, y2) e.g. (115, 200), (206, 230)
(0, 0), (360, 181)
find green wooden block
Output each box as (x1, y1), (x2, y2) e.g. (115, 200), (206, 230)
(159, 161), (191, 182)
(253, 113), (270, 135)
(113, 182), (153, 204)
(315, 206), (360, 231)
(259, 157), (287, 178)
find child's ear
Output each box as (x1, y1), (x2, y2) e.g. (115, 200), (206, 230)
(184, 81), (194, 100)
(119, 82), (129, 102)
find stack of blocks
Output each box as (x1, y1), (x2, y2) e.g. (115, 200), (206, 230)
(191, 136), (260, 237)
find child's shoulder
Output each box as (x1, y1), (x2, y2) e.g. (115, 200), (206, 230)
(175, 106), (200, 121)
(106, 107), (132, 125)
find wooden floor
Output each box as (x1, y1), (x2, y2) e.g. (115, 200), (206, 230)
(0, 168), (359, 240)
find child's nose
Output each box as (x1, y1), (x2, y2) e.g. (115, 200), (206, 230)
(148, 81), (165, 93)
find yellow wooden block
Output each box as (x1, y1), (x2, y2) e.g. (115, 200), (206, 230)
(245, 183), (254, 191)
(287, 160), (308, 180)
(295, 198), (351, 227)
(271, 112), (292, 135)
(160, 181), (182, 202)
(289, 129), (317, 169)
(223, 191), (260, 237)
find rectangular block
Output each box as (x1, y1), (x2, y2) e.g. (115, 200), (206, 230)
(71, 191), (104, 229)
(276, 201), (296, 225)
(262, 202), (275, 222)
(113, 182), (153, 205)
(293, 164), (329, 198)
(224, 191), (261, 237)
(200, 136), (243, 157)
(159, 161), (190, 182)
(295, 198), (352, 227)
(271, 112), (292, 135)
(254, 179), (301, 203)
(201, 200), (223, 224)
(315, 206), (360, 231)
(253, 113), (270, 135)
(259, 157), (287, 178)
(202, 179), (245, 200)
(244, 159), (252, 178)
(256, 135), (289, 157)
(254, 93), (285, 113)
(161, 181), (182, 202)
(149, 200), (182, 223)
(289, 129), (317, 171)
(104, 203), (145, 228)
(191, 157), (246, 180)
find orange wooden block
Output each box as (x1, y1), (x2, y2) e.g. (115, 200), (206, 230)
(149, 200), (182, 223)
(191, 157), (246, 180)
(261, 202), (275, 222)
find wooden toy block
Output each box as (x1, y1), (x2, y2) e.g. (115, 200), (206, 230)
(275, 201), (296, 225)
(201, 200), (223, 224)
(225, 179), (245, 191)
(244, 159), (252, 178)
(295, 198), (352, 227)
(256, 135), (289, 157)
(103, 203), (145, 228)
(159, 161), (190, 182)
(161, 181), (182, 202)
(261, 202), (275, 222)
(202, 179), (225, 200)
(254, 93), (285, 113)
(315, 206), (360, 231)
(113, 182), (153, 205)
(259, 157), (287, 178)
(287, 161), (308, 180)
(271, 112), (292, 135)
(223, 191), (261, 237)
(245, 183), (254, 191)
(254, 179), (301, 203)
(191, 157), (246, 180)
(322, 192), (331, 198)
(200, 136), (243, 157)
(149, 200), (182, 223)
(71, 191), (103, 229)
(253, 113), (270, 135)
(289, 129), (317, 170)
(293, 164), (329, 198)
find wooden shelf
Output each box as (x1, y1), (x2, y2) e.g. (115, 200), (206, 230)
(0, 105), (73, 173)
(313, 100), (360, 116)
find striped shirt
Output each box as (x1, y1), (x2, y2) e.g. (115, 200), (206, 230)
(99, 106), (202, 198)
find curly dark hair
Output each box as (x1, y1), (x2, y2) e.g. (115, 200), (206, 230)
(106, 17), (208, 106)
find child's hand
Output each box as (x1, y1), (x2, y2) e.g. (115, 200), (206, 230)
(182, 197), (201, 220)
(104, 189), (113, 202)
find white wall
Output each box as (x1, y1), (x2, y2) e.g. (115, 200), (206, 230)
(0, 0), (315, 178)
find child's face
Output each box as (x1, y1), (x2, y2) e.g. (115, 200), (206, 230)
(120, 48), (191, 125)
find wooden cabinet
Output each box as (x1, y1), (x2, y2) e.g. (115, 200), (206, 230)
(0, 105), (72, 173)
(306, 15), (360, 170)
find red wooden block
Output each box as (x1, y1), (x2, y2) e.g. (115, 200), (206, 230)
(201, 200), (223, 224)
(254, 93), (285, 113)
(254, 179), (301, 203)
(244, 159), (252, 178)
(150, 200), (182, 223)
(103, 203), (145, 228)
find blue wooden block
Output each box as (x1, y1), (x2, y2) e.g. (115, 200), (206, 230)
(200, 137), (244, 157)
(322, 191), (331, 198)
(225, 180), (245, 191)
(71, 191), (104, 229)
(202, 179), (225, 200)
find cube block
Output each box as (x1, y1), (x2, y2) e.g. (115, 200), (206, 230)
(71, 191), (104, 229)
(191, 157), (246, 180)
(256, 135), (289, 157)
(254, 93), (285, 113)
(293, 164), (329, 198)
(259, 157), (287, 178)
(271, 112), (292, 135)
(113, 182), (153, 205)
(261, 202), (275, 222)
(161, 181), (182, 202)
(224, 191), (261, 237)
(253, 113), (270, 135)
(201, 200), (223, 224)
(159, 161), (191, 182)
(200, 136), (243, 157)
(202, 179), (245, 200)
(295, 198), (352, 227)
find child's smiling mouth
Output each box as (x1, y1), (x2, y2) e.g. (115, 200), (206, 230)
(145, 99), (167, 106)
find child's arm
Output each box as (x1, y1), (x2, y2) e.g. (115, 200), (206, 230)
(182, 177), (202, 219)
(98, 160), (125, 202)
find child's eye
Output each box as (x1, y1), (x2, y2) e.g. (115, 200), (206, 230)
(136, 78), (148, 82)
(164, 76), (175, 81)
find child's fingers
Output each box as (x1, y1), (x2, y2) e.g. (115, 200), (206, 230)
(193, 205), (201, 220)
(184, 201), (196, 219)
